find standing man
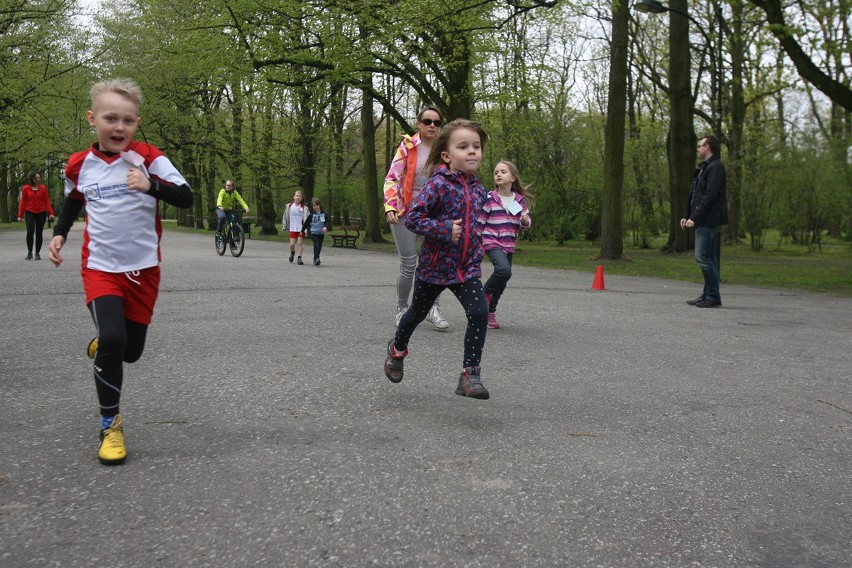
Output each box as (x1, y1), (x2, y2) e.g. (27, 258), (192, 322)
(680, 134), (728, 308)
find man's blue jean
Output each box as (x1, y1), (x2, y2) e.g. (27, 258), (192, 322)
(483, 248), (513, 312)
(216, 209), (236, 232)
(694, 226), (721, 301)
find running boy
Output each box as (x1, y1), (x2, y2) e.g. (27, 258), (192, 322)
(48, 78), (193, 465)
(384, 119), (491, 399)
(478, 160), (532, 329)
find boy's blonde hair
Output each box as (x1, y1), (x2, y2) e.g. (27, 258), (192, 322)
(90, 78), (143, 111)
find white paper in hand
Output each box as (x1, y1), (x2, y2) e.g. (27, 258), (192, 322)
(120, 149), (145, 168)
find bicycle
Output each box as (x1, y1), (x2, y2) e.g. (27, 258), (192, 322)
(215, 209), (245, 257)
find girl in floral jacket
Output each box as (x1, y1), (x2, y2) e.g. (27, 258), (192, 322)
(384, 119), (492, 400)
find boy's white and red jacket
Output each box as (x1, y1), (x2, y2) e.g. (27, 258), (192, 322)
(55, 141), (193, 273)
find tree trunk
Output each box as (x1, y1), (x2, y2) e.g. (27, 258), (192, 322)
(599, 0), (629, 260)
(361, 70), (384, 243)
(327, 81), (347, 223)
(663, 0), (694, 253)
(258, 94), (278, 235)
(295, 87), (317, 204)
(0, 164), (10, 223)
(204, 150), (217, 230)
(229, 80), (245, 197)
(725, 4), (745, 243)
(437, 21), (473, 119)
(178, 147), (200, 228)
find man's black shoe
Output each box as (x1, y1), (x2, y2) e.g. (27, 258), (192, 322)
(695, 299), (722, 308)
(686, 295), (705, 306)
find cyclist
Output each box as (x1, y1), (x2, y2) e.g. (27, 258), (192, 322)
(216, 180), (249, 233)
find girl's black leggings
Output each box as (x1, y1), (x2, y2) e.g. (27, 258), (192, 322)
(88, 296), (149, 417)
(24, 211), (47, 254)
(394, 277), (488, 368)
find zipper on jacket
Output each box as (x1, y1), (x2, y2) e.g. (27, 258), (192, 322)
(457, 177), (471, 282)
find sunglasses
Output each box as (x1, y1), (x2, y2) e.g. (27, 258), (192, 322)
(420, 119), (442, 127)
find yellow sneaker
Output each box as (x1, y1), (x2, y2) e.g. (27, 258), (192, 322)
(98, 414), (127, 465)
(87, 337), (98, 359)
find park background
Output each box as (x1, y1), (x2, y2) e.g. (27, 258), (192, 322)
(1, 0), (849, 291)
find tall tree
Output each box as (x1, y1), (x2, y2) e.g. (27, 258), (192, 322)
(662, 0), (695, 253)
(599, 0), (630, 259)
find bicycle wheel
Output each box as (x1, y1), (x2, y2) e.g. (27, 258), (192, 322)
(215, 230), (226, 255)
(229, 223), (245, 257)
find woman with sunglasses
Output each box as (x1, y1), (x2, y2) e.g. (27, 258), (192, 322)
(383, 106), (450, 331)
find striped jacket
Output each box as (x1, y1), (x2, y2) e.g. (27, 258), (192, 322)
(477, 190), (531, 254)
(405, 164), (487, 285)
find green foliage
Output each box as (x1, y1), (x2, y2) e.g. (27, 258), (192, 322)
(0, 1), (98, 220)
(2, 0), (847, 250)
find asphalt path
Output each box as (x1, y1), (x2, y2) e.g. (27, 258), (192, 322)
(1, 224), (850, 567)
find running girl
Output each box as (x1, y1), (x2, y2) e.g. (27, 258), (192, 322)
(384, 119), (492, 399)
(478, 161), (532, 329)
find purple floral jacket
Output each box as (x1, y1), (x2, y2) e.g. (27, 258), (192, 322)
(404, 164), (487, 285)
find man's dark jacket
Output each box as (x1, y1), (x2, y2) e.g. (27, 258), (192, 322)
(685, 154), (728, 227)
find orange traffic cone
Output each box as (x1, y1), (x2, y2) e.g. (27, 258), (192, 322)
(592, 265), (606, 290)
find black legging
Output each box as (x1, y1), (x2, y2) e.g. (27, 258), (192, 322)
(88, 296), (149, 417)
(24, 211), (47, 254)
(394, 277), (488, 368)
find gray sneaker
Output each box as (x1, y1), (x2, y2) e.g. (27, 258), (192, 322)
(426, 306), (449, 331)
(455, 366), (490, 399)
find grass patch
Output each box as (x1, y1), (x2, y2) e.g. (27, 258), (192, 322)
(359, 230), (852, 297)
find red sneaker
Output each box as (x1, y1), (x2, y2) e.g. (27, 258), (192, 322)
(455, 366), (490, 399)
(487, 312), (501, 329)
(384, 340), (408, 383)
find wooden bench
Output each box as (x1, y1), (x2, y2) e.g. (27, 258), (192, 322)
(236, 215), (254, 238)
(330, 225), (360, 248)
